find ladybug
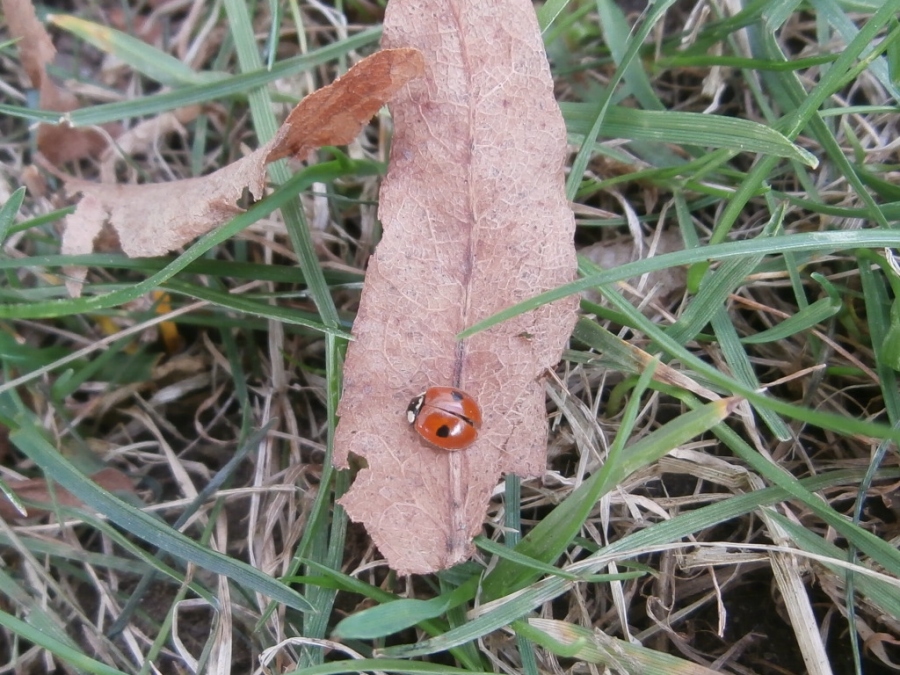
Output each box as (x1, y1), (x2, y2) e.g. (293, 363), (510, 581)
(407, 386), (482, 451)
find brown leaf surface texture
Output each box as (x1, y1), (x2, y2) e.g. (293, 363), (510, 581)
(334, 0), (578, 575)
(61, 49), (423, 266)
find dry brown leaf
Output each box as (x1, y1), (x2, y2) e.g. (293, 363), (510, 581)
(99, 105), (202, 183)
(64, 149), (271, 259)
(3, 0), (111, 164)
(61, 48), (424, 275)
(0, 467), (134, 521)
(333, 0), (578, 574)
(266, 50), (426, 162)
(3, 0), (55, 87)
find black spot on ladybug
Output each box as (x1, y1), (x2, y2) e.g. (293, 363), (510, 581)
(436, 425), (451, 438)
(450, 390), (464, 401)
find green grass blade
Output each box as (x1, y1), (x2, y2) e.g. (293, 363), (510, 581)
(537, 0), (574, 32)
(295, 561), (483, 670)
(704, 2), (898, 248)
(459, 230), (900, 340)
(810, 0), (900, 97)
(376, 467), (895, 660)
(0, 186), (25, 247)
(0, 566), (76, 649)
(481, 397), (736, 600)
(221, 0), (344, 665)
(9, 423), (314, 613)
(333, 575), (480, 640)
(0, 608), (128, 675)
(596, 0), (663, 111)
(517, 618), (721, 674)
(591, 285), (900, 573)
(162, 279), (352, 337)
(709, 309), (791, 440)
(565, 0), (677, 201)
(2, 27), (381, 127)
(280, 661), (495, 675)
(668, 254), (766, 346)
(859, 254), (900, 422)
(49, 14), (213, 86)
(740, 295), (841, 344)
(770, 512), (900, 613)
(0, 252), (364, 285)
(563, 104), (817, 165)
(0, 158), (373, 323)
(600, 283), (900, 442)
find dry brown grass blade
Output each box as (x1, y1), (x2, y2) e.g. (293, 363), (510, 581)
(62, 150), (271, 261)
(333, 0), (578, 575)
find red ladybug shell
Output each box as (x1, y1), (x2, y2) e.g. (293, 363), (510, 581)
(407, 386), (482, 451)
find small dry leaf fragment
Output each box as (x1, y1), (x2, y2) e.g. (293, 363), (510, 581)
(267, 49), (426, 162)
(0, 467), (134, 521)
(60, 48), (424, 277)
(3, 0), (55, 86)
(334, 0), (578, 574)
(3, 0), (111, 164)
(63, 149), (271, 259)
